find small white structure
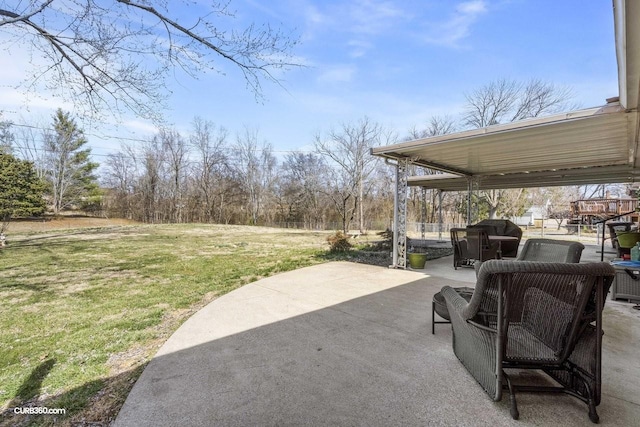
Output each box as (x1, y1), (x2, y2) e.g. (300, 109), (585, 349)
(511, 204), (549, 227)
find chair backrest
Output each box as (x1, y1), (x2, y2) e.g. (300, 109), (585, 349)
(467, 261), (614, 361)
(474, 219), (523, 257)
(450, 228), (469, 256)
(466, 228), (498, 261)
(468, 223), (498, 236)
(517, 239), (584, 263)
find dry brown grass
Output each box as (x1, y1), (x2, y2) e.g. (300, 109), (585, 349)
(6, 216), (138, 234)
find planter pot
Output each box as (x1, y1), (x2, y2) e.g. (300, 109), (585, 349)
(408, 252), (428, 269)
(616, 231), (640, 248)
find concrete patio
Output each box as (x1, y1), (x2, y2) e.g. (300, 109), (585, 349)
(114, 245), (640, 426)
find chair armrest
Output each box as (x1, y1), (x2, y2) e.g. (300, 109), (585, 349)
(442, 286), (474, 320)
(474, 260), (483, 277)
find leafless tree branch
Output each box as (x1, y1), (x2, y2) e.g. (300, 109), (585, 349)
(0, 1), (301, 121)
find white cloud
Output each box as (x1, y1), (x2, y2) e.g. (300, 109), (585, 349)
(297, 0), (411, 57)
(121, 119), (158, 135)
(317, 65), (357, 83)
(288, 90), (356, 117)
(457, 0), (487, 15)
(341, 0), (412, 58)
(348, 0), (409, 36)
(423, 0), (488, 47)
(0, 86), (73, 119)
(305, 3), (326, 25)
(347, 40), (373, 58)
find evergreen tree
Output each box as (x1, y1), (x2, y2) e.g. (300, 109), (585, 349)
(0, 153), (46, 233)
(44, 109), (100, 214)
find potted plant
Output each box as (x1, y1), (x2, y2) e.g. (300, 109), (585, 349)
(407, 246), (428, 269)
(616, 230), (640, 248)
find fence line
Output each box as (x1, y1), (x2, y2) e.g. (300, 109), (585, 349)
(263, 221), (393, 232)
(252, 221), (605, 244)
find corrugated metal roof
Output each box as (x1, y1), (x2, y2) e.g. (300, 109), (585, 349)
(372, 105), (640, 190)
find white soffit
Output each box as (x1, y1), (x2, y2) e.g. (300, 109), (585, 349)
(407, 166), (640, 191)
(615, 0), (640, 111)
(372, 105), (640, 190)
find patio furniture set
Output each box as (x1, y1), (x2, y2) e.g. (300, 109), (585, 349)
(450, 219), (523, 269)
(434, 231), (615, 423)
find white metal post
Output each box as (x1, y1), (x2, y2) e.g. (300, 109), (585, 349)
(467, 179), (473, 224)
(393, 159), (408, 268)
(392, 168), (398, 268)
(438, 190), (444, 241)
(421, 187), (427, 239)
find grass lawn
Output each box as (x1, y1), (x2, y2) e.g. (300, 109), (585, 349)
(0, 221), (450, 426)
(1, 222), (364, 426)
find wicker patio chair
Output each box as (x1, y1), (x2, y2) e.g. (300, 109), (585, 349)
(474, 219), (523, 257)
(441, 260), (614, 423)
(450, 228), (473, 269)
(517, 239), (585, 263)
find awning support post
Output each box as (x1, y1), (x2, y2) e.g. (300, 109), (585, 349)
(438, 190), (444, 241)
(467, 179), (473, 225)
(421, 187), (427, 239)
(392, 159), (408, 268)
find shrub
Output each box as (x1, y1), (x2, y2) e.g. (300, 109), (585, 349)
(327, 231), (352, 252)
(374, 228), (393, 250)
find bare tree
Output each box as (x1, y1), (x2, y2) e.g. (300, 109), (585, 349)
(0, 1), (301, 120)
(138, 139), (164, 223)
(315, 117), (385, 233)
(156, 129), (189, 222)
(279, 152), (328, 228)
(404, 116), (458, 226)
(234, 128), (277, 225)
(189, 117), (229, 223)
(463, 78), (574, 218)
(104, 148), (137, 219)
(530, 187), (574, 229)
(463, 78), (573, 128)
(15, 125), (47, 180)
(406, 115), (457, 140)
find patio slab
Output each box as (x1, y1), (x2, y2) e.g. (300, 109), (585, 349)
(114, 254), (640, 427)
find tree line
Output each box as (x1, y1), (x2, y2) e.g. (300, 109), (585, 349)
(102, 117), (403, 230)
(1, 79), (625, 234)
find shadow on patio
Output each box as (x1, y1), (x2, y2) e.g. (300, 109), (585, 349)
(112, 259), (640, 426)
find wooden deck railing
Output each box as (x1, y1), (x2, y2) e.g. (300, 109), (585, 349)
(570, 198), (637, 217)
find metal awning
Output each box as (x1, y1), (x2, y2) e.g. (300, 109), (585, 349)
(372, 104), (640, 190)
(380, 0), (640, 269)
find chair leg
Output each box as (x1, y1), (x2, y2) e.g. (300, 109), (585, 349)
(431, 301), (435, 335)
(588, 401), (599, 424)
(575, 373), (599, 423)
(503, 371), (519, 420)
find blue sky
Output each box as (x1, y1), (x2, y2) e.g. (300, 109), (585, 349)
(0, 0), (619, 159)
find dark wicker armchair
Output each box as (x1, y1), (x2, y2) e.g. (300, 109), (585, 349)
(442, 260), (614, 423)
(517, 239), (585, 263)
(474, 219), (522, 257)
(466, 228), (500, 262)
(450, 228), (472, 269)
